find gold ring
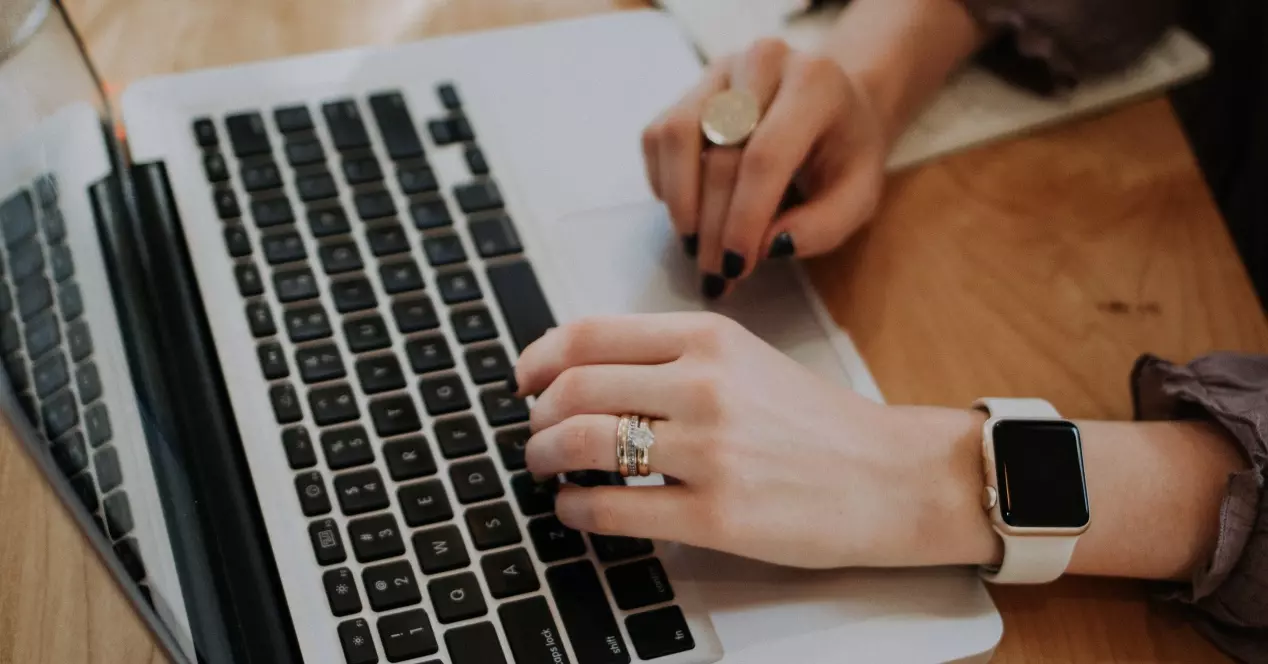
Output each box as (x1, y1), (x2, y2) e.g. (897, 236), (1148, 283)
(629, 417), (655, 477)
(617, 415), (642, 478)
(636, 443), (650, 477)
(701, 89), (761, 147)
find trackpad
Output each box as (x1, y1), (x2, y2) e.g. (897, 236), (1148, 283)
(544, 202), (852, 387)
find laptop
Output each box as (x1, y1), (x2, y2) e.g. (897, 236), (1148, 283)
(0, 4), (1001, 663)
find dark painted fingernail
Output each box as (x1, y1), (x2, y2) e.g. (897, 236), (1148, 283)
(722, 251), (746, 279)
(767, 232), (796, 259)
(506, 373), (519, 396)
(682, 234), (699, 258)
(702, 274), (726, 300)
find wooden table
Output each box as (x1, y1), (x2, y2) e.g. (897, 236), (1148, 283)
(3, 0), (1265, 662)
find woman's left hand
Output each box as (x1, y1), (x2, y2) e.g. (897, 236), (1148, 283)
(513, 312), (995, 570)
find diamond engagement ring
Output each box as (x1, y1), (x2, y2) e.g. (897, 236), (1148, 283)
(617, 415), (656, 478)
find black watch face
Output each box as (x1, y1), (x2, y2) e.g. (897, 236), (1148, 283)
(993, 420), (1089, 528)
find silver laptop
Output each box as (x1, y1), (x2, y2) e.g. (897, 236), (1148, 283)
(0, 4), (1001, 663)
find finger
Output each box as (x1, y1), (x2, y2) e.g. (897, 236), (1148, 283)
(526, 415), (696, 479)
(722, 59), (839, 278)
(695, 147), (741, 300)
(530, 364), (682, 433)
(515, 313), (711, 396)
(642, 112), (665, 200)
(657, 64), (730, 245)
(761, 168), (882, 259)
(555, 485), (702, 543)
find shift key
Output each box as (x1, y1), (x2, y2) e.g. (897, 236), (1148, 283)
(546, 561), (629, 664)
(499, 596), (572, 664)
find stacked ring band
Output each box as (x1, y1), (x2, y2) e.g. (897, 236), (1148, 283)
(616, 414), (655, 478)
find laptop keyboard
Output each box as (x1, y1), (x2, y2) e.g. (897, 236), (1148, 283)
(194, 85), (697, 663)
(0, 178), (149, 590)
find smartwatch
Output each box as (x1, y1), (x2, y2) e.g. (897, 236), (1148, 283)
(974, 398), (1090, 584)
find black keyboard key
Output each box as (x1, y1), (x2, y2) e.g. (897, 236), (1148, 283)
(369, 394), (422, 437)
(483, 549), (540, 600)
(270, 383), (303, 423)
(488, 261), (556, 352)
(225, 113), (271, 157)
(355, 190), (396, 220)
(274, 266), (321, 302)
(356, 354), (406, 394)
(318, 241), (363, 275)
(309, 206), (351, 237)
(606, 558), (674, 610)
(500, 597), (571, 664)
(547, 561), (630, 664)
(512, 473), (557, 517)
(322, 567), (362, 617)
(274, 105), (314, 133)
(530, 517), (586, 563)
(470, 214), (523, 258)
(465, 502), (521, 550)
(449, 456), (502, 504)
(95, 447), (123, 492)
(445, 622), (507, 664)
(310, 383), (359, 426)
(626, 607), (694, 660)
(429, 572), (487, 623)
(384, 435), (435, 481)
(348, 512), (405, 562)
(242, 161), (283, 192)
(345, 315), (391, 353)
(343, 156), (383, 185)
(435, 415), (485, 459)
(262, 231), (307, 265)
(591, 535), (653, 564)
(428, 119), (456, 146)
(297, 343), (346, 383)
(296, 470), (332, 516)
(250, 196), (293, 227)
(114, 537), (146, 582)
(84, 402), (111, 447)
(4, 352), (27, 391)
(247, 302), (277, 338)
(331, 277), (377, 313)
(192, 118), (218, 147)
(380, 261), (425, 294)
(454, 181), (503, 214)
(465, 345), (510, 384)
(452, 307), (497, 344)
(42, 389), (78, 439)
(42, 208), (66, 243)
(26, 313), (60, 362)
(284, 304), (333, 343)
(297, 171), (338, 202)
(17, 276), (53, 320)
(323, 100), (371, 151)
(437, 269), (481, 304)
(224, 225), (252, 257)
(0, 317), (18, 353)
(70, 472), (98, 512)
(399, 479), (452, 527)
(393, 297), (438, 334)
(34, 175), (57, 210)
(334, 468), (390, 516)
(437, 83), (461, 110)
(51, 430), (88, 475)
(58, 283), (83, 321)
(66, 319), (93, 362)
(204, 153), (229, 182)
(410, 199), (452, 230)
(369, 92), (425, 161)
(406, 335), (454, 375)
(398, 166), (437, 195)
(11, 238), (43, 281)
(378, 609), (439, 662)
(0, 191), (36, 247)
(423, 234), (466, 267)
(366, 223), (410, 256)
(363, 560), (421, 611)
(76, 361), (102, 405)
(321, 425), (375, 470)
(310, 518), (348, 565)
(464, 145), (488, 176)
(104, 491), (134, 538)
(481, 388), (529, 427)
(495, 428), (530, 471)
(451, 115), (474, 142)
(282, 427), (318, 469)
(420, 374), (469, 416)
(338, 618), (378, 664)
(285, 139), (325, 166)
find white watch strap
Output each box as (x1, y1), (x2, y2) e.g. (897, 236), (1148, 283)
(974, 397), (1080, 584)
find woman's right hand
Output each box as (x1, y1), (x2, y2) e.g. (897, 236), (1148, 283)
(642, 38), (889, 299)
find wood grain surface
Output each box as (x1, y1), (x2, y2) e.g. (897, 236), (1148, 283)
(0, 0), (1263, 662)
